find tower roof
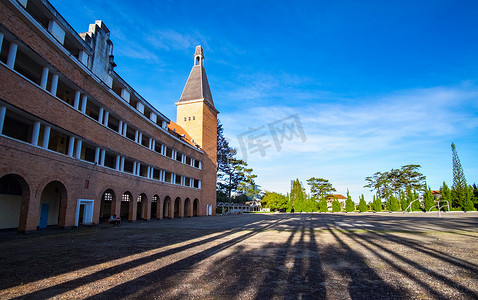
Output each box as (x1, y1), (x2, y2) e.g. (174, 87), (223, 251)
(178, 46), (215, 108)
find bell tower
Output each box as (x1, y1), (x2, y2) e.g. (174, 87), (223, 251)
(176, 45), (218, 215)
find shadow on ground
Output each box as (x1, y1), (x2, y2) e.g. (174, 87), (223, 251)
(0, 213), (477, 299)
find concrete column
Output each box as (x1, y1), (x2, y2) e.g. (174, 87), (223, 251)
(0, 106), (6, 134)
(172, 174), (176, 184)
(50, 73), (59, 96)
(68, 136), (75, 156)
(151, 139), (155, 151)
(148, 138), (153, 149)
(7, 42), (17, 69)
(118, 120), (123, 135)
(136, 162), (141, 176)
(100, 149), (106, 166)
(0, 33), (3, 53)
(198, 180), (202, 189)
(120, 157), (125, 171)
(138, 132), (143, 145)
(161, 144), (165, 155)
(98, 107), (104, 124)
(94, 147), (100, 164)
(75, 139), (82, 158)
(103, 111), (109, 126)
(122, 123), (127, 137)
(134, 130), (139, 143)
(40, 67), (49, 89)
(81, 95), (87, 113)
(115, 155), (121, 170)
(147, 166), (152, 179)
(198, 161), (202, 169)
(31, 121), (41, 146)
(42, 125), (51, 148)
(73, 91), (81, 109)
(133, 162), (137, 175)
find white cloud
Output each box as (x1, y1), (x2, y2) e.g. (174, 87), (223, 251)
(220, 85), (478, 199)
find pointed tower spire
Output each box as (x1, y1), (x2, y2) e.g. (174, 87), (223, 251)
(176, 45), (219, 216)
(178, 45), (215, 109)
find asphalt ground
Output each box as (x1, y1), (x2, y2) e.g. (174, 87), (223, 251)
(0, 212), (477, 299)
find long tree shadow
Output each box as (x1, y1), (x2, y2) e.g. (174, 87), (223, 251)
(350, 230), (478, 298)
(1, 216), (283, 298)
(325, 227), (405, 299)
(83, 218), (287, 299)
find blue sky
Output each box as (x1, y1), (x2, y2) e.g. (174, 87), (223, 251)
(50, 0), (478, 201)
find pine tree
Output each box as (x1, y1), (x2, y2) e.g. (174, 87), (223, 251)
(463, 185), (475, 211)
(372, 195), (382, 212)
(358, 194), (368, 212)
(319, 196), (328, 212)
(412, 190), (421, 211)
(440, 182), (451, 208)
(399, 190), (407, 211)
(423, 187), (435, 211)
(451, 143), (467, 209)
(345, 189), (355, 212)
(387, 194), (399, 211)
(332, 199), (341, 212)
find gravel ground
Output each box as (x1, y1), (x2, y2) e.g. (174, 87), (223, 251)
(0, 212), (477, 299)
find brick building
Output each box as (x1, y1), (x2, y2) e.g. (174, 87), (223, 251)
(0, 0), (218, 232)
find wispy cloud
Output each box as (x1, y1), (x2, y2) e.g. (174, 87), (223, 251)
(220, 85), (478, 197)
(146, 29), (207, 52)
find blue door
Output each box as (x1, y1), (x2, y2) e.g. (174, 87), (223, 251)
(39, 203), (49, 228)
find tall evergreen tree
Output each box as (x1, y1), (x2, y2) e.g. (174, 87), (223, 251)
(290, 179), (306, 211)
(358, 194), (368, 212)
(372, 195), (382, 212)
(440, 181), (451, 208)
(451, 143), (467, 208)
(412, 190), (421, 211)
(463, 185), (475, 211)
(387, 194), (399, 211)
(399, 190), (407, 211)
(332, 199), (341, 212)
(423, 187), (435, 211)
(319, 196), (328, 212)
(345, 189), (355, 212)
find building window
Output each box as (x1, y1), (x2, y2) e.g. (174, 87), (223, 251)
(104, 192), (113, 201)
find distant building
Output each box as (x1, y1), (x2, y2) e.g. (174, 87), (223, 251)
(326, 194), (347, 210)
(431, 190), (441, 200)
(0, 0), (218, 232)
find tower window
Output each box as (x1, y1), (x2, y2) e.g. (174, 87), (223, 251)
(188, 117), (191, 121)
(193, 116), (195, 120)
(184, 117), (187, 121)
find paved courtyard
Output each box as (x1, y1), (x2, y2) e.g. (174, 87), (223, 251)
(1, 212), (477, 299)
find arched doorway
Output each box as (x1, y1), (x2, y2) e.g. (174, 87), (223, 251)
(184, 198), (191, 217)
(152, 195), (159, 219)
(0, 174), (29, 229)
(100, 189), (115, 219)
(163, 196), (171, 218)
(39, 181), (67, 228)
(193, 198), (199, 217)
(137, 193), (147, 220)
(174, 197), (181, 218)
(120, 192), (131, 220)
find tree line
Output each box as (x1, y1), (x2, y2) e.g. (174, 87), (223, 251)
(217, 121), (477, 213)
(261, 144), (477, 212)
